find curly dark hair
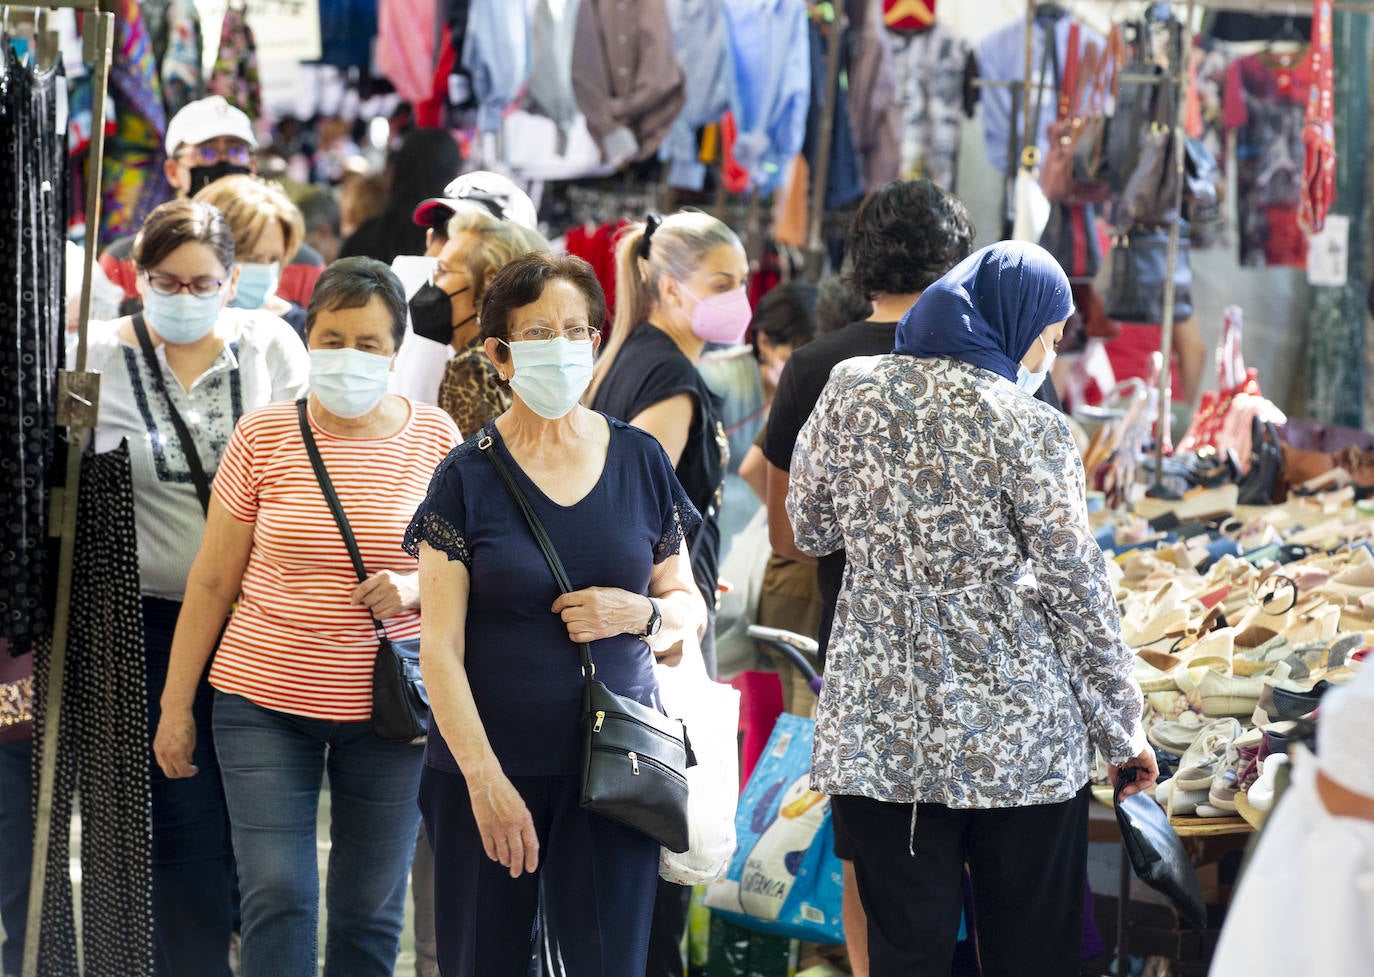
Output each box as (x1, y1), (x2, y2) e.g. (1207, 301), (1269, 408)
(844, 180), (975, 300)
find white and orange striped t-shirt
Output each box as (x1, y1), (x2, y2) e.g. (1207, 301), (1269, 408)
(209, 398), (459, 721)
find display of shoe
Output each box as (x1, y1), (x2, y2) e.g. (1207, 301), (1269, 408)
(1195, 670), (1271, 718)
(1147, 719), (1207, 755)
(1246, 753), (1290, 813)
(1270, 680), (1334, 720)
(1156, 776), (1211, 817)
(1207, 728), (1263, 812)
(1173, 717), (1243, 792)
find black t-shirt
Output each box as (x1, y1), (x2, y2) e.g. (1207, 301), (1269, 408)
(762, 318), (1063, 660)
(592, 324), (727, 607)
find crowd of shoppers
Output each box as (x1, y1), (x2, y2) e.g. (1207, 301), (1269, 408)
(0, 79), (1170, 977)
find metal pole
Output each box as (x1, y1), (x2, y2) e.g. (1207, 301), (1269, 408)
(1022, 0), (1036, 160)
(22, 8), (114, 975)
(1150, 0), (1196, 489)
(804, 2), (847, 281)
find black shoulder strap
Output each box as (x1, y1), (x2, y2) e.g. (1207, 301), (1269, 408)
(477, 426), (596, 679)
(295, 399), (388, 643)
(132, 312), (211, 516)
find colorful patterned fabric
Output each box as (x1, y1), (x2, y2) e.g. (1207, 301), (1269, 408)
(100, 0), (169, 243)
(787, 355), (1146, 808)
(209, 4), (262, 122)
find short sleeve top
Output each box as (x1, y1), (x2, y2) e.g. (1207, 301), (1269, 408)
(208, 398), (460, 721)
(591, 324), (727, 605)
(403, 414), (701, 777)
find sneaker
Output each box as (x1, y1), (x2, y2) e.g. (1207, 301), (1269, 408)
(1174, 717), (1243, 792)
(1156, 776), (1210, 816)
(1246, 754), (1290, 812)
(1147, 719), (1207, 755)
(1195, 670), (1270, 718)
(1207, 728), (1263, 812)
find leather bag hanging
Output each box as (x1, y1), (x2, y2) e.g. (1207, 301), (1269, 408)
(296, 400), (428, 744)
(1104, 224), (1194, 325)
(478, 428), (692, 853)
(1103, 19), (1179, 194)
(1113, 768), (1208, 929)
(1041, 24), (1112, 205)
(1040, 200), (1102, 282)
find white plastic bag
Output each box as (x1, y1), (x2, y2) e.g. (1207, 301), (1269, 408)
(1013, 166), (1052, 243)
(656, 661), (741, 885)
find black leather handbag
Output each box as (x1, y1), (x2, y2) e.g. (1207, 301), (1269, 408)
(478, 429), (692, 852)
(296, 400), (428, 744)
(1105, 225), (1194, 325)
(1113, 769), (1208, 929)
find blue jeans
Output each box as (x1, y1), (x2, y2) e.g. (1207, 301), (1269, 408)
(213, 692), (423, 977)
(144, 597), (236, 977)
(0, 738), (32, 976)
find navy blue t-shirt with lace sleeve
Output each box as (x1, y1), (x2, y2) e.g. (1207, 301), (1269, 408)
(403, 414), (701, 777)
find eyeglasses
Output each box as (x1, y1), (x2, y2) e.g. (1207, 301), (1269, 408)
(509, 325), (600, 345)
(179, 144), (254, 168)
(434, 262), (468, 281)
(144, 271), (226, 298)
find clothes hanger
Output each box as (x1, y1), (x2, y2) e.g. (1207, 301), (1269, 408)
(1034, 3), (1069, 23)
(1265, 5), (1307, 63)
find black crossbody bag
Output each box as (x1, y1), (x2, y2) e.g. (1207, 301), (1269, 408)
(296, 400), (428, 744)
(477, 427), (692, 852)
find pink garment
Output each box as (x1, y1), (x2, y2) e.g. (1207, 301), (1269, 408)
(377, 0), (438, 106)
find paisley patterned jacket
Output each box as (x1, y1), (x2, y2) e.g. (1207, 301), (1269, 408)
(788, 355), (1146, 809)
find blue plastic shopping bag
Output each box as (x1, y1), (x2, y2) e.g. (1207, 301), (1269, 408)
(704, 714), (844, 944)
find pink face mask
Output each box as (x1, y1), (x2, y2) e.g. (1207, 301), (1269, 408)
(682, 284), (752, 345)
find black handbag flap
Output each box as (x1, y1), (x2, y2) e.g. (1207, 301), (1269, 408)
(1113, 772), (1208, 928)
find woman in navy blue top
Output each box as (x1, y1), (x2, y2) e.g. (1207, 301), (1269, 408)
(404, 253), (705, 977)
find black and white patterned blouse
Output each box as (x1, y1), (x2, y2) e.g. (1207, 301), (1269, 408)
(787, 355), (1146, 809)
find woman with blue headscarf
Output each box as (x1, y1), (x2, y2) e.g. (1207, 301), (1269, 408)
(786, 242), (1156, 977)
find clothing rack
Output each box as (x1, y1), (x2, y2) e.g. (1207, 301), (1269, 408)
(8, 2), (116, 975)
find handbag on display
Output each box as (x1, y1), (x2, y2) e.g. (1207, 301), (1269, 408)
(1041, 24), (1113, 206)
(1184, 136), (1224, 246)
(478, 429), (693, 853)
(1105, 224), (1193, 325)
(1113, 768), (1208, 929)
(296, 401), (428, 744)
(1103, 19), (1180, 194)
(1040, 201), (1102, 282)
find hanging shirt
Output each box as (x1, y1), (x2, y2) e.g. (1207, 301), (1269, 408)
(207, 4), (261, 121)
(1223, 51), (1312, 268)
(802, 15), (864, 210)
(661, 0), (740, 191)
(890, 23), (973, 189)
(572, 0), (687, 165)
(461, 0), (529, 133)
(316, 0), (378, 71)
(846, 0), (902, 191)
(526, 0), (583, 139)
(377, 0), (439, 106)
(83, 312), (310, 600)
(977, 15), (1103, 177)
(100, 0), (170, 244)
(721, 0), (811, 194)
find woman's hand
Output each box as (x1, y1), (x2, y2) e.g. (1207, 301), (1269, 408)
(551, 587), (652, 644)
(1109, 746), (1160, 800)
(467, 770), (539, 878)
(352, 570), (420, 620)
(153, 708), (199, 779)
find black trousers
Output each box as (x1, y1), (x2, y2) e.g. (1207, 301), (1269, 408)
(420, 766), (660, 977)
(830, 785), (1090, 977)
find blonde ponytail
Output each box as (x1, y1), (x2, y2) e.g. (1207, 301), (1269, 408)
(586, 210), (742, 405)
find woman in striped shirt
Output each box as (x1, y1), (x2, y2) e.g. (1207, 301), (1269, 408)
(153, 258), (460, 977)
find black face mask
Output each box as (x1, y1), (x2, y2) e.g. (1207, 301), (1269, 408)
(188, 161), (252, 195)
(409, 281), (474, 346)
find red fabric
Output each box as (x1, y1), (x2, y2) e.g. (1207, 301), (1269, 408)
(1103, 322), (1184, 400)
(719, 112), (750, 195)
(99, 250), (139, 301)
(565, 220), (628, 338)
(882, 0), (936, 33)
(1299, 0), (1336, 233)
(730, 671), (784, 787)
(414, 28), (457, 129)
(278, 263), (323, 309)
(1264, 206), (1308, 266)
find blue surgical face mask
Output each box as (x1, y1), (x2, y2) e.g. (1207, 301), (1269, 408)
(309, 348), (393, 418)
(142, 289), (223, 345)
(230, 262), (280, 310)
(1015, 334), (1057, 394)
(505, 338), (595, 419)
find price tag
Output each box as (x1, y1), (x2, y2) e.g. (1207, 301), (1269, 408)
(1307, 214), (1349, 287)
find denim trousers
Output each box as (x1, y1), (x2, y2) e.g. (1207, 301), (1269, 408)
(0, 738), (32, 976)
(213, 692), (423, 977)
(143, 597), (236, 977)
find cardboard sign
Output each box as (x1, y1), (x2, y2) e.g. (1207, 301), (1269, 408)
(1307, 214), (1349, 288)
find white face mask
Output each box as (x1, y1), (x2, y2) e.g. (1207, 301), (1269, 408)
(505, 338), (595, 419)
(1015, 333), (1057, 394)
(309, 348), (393, 418)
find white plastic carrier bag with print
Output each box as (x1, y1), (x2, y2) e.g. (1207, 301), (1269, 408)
(704, 713), (845, 944)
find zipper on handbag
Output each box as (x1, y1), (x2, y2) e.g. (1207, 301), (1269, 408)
(593, 710), (680, 745)
(592, 746), (688, 785)
(594, 710), (605, 733)
(629, 751), (640, 775)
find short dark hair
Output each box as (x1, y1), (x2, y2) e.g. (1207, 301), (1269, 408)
(133, 199), (236, 273)
(751, 283), (818, 349)
(845, 180), (975, 300)
(480, 253), (607, 377)
(305, 257), (408, 348)
(816, 273), (873, 333)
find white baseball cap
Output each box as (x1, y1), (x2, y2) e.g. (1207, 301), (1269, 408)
(412, 171), (539, 231)
(165, 96), (258, 156)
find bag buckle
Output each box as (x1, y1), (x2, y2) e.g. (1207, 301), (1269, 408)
(477, 435), (493, 450)
(582, 662), (596, 679)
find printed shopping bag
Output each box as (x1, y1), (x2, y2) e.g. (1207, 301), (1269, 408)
(704, 714), (844, 945)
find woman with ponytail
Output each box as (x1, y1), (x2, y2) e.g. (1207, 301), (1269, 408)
(588, 212), (748, 977)
(588, 211), (748, 678)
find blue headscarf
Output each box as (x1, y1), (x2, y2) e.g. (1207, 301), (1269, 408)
(893, 241), (1074, 382)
